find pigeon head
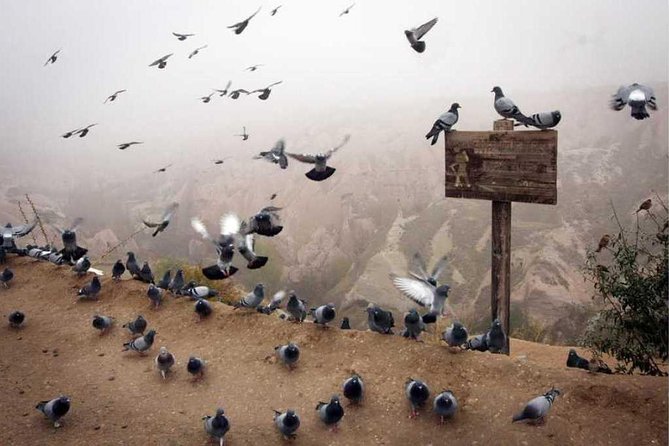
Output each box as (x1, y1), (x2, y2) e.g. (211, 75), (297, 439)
(491, 319), (501, 328)
(330, 395), (341, 406)
(405, 309), (420, 324)
(436, 284), (450, 296)
(551, 110), (562, 124)
(436, 391), (454, 408)
(284, 410), (299, 426)
(323, 304), (336, 320)
(450, 103), (461, 110)
(427, 278), (437, 287)
(91, 276), (101, 288)
(215, 407), (226, 417)
(53, 396), (71, 416)
(187, 357), (201, 372)
(9, 311), (25, 326)
(285, 343), (300, 360)
(126, 251), (135, 258)
(61, 230), (76, 244)
(452, 322), (467, 338)
(159, 346), (168, 355)
(92, 315), (106, 330)
(568, 348), (578, 358)
(145, 330), (157, 341)
(491, 86), (503, 95)
(256, 213), (270, 222)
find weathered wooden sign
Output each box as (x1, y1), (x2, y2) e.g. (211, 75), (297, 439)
(444, 129), (557, 205)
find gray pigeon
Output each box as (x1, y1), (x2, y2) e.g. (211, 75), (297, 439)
(275, 342), (300, 369)
(228, 6), (261, 34)
(123, 329), (156, 354)
(149, 53), (173, 69)
(610, 83), (657, 120)
(270, 5), (282, 16)
(245, 206), (283, 237)
(492, 86), (530, 124)
(405, 18), (438, 53)
(188, 45), (208, 59)
(405, 378), (430, 418)
(1, 267), (14, 288)
(8, 310), (25, 328)
(342, 374), (364, 404)
(441, 322), (468, 349)
(157, 270), (171, 289)
(143, 202), (179, 237)
(259, 290), (286, 314)
(112, 260), (125, 281)
(340, 317), (351, 329)
(426, 103), (460, 145)
(251, 81), (282, 100)
(77, 276), (101, 300)
(401, 308), (426, 341)
(123, 315), (147, 336)
(92, 315), (113, 334)
(155, 346), (175, 379)
(285, 292), (307, 322)
(286, 135), (350, 182)
(195, 298), (213, 320)
(44, 49), (61, 66)
(183, 281), (219, 300)
(104, 89), (126, 103)
(168, 269), (185, 294)
(187, 356), (206, 379)
(310, 303), (336, 327)
(172, 32), (194, 41)
(36, 396), (70, 428)
(147, 284), (163, 309)
(465, 333), (488, 352)
(316, 395), (344, 431)
(485, 318), (507, 353)
(126, 252), (141, 279)
(139, 262), (154, 284)
(512, 388), (561, 424)
(2, 220), (37, 251)
(254, 139), (288, 169)
(366, 304), (395, 334)
(390, 253), (450, 318)
(229, 88), (250, 99)
(72, 255), (90, 275)
(433, 390), (458, 424)
(235, 228), (268, 270)
(234, 283), (264, 309)
(274, 409), (300, 440)
(522, 111), (562, 129)
(55, 218), (87, 263)
(339, 3), (355, 16)
(214, 81), (232, 97)
(191, 215), (239, 280)
(203, 408), (230, 446)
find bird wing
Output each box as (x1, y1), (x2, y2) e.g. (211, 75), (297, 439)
(410, 252), (429, 281)
(172, 32), (183, 37)
(638, 84), (658, 109)
(610, 85), (632, 110)
(390, 274), (434, 307)
(270, 290), (286, 306)
(439, 111), (458, 126)
(414, 17), (438, 40)
(191, 218), (212, 241)
(261, 206), (282, 213)
(11, 220), (37, 236)
(143, 219), (160, 228)
(430, 255), (448, 281)
(325, 134), (350, 158)
(161, 202), (179, 222)
(286, 152), (317, 164)
(220, 213), (241, 236)
(246, 6), (262, 21)
(266, 81), (283, 89)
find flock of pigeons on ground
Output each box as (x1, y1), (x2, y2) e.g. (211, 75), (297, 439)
(3, 2), (662, 443)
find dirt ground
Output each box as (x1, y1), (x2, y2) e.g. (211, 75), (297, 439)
(0, 256), (667, 445)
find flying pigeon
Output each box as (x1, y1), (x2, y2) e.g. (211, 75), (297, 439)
(61, 128), (82, 138)
(286, 134), (350, 181)
(77, 276), (101, 300)
(154, 164), (172, 173)
(192, 215), (240, 279)
(36, 396), (70, 428)
(251, 81), (282, 100)
(310, 303), (336, 327)
(285, 292), (307, 322)
(214, 81), (232, 97)
(340, 317), (351, 329)
(123, 329), (156, 354)
(316, 395), (344, 431)
(274, 409), (300, 440)
(44, 49), (61, 66)
(426, 103), (460, 145)
(203, 408), (230, 446)
(76, 124), (97, 137)
(522, 111), (562, 129)
(270, 5), (282, 16)
(117, 141), (143, 150)
(147, 284), (163, 309)
(275, 342), (300, 369)
(235, 126), (249, 140)
(155, 346), (175, 379)
(125, 252), (141, 279)
(143, 202), (179, 237)
(183, 281), (219, 300)
(229, 88), (251, 99)
(72, 255), (90, 276)
(104, 89), (126, 103)
(339, 3), (355, 16)
(441, 322), (468, 349)
(259, 290), (286, 314)
(405, 378), (430, 418)
(173, 32), (194, 41)
(228, 7), (262, 34)
(465, 333), (488, 352)
(401, 308), (426, 341)
(112, 260), (125, 281)
(234, 283), (265, 309)
(149, 53), (173, 69)
(2, 221), (37, 251)
(156, 270), (171, 289)
(433, 390), (458, 424)
(610, 83), (657, 120)
(366, 303), (394, 334)
(92, 315), (113, 334)
(123, 315), (147, 336)
(512, 388), (561, 424)
(390, 253), (450, 318)
(1, 268), (14, 288)
(246, 64), (263, 72)
(486, 319), (507, 353)
(254, 139), (288, 169)
(55, 217), (87, 263)
(187, 356), (206, 380)
(342, 374), (364, 405)
(8, 310), (25, 328)
(195, 298), (213, 320)
(138, 262), (154, 284)
(200, 93), (214, 103)
(491, 86), (530, 124)
(235, 225), (269, 270)
(169, 269), (185, 294)
(405, 18), (438, 53)
(245, 206), (283, 236)
(188, 45), (208, 59)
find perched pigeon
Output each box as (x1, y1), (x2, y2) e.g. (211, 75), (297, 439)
(254, 139), (288, 169)
(195, 298), (213, 320)
(286, 134), (350, 181)
(259, 290), (286, 314)
(405, 18), (438, 53)
(117, 141), (143, 150)
(310, 303), (336, 327)
(274, 409), (300, 440)
(491, 86), (530, 124)
(426, 103), (460, 145)
(72, 256), (90, 275)
(44, 49), (61, 66)
(155, 346), (175, 379)
(36, 396), (70, 428)
(512, 388), (561, 424)
(228, 6), (262, 34)
(316, 395), (344, 431)
(1, 268), (14, 288)
(270, 5), (282, 16)
(126, 252), (141, 278)
(275, 342), (300, 369)
(169, 269), (185, 294)
(342, 374), (364, 405)
(610, 83), (657, 120)
(143, 202), (179, 237)
(183, 281), (219, 300)
(285, 292), (307, 322)
(48, 250), (63, 265)
(485, 319), (507, 353)
(521, 111), (562, 129)
(123, 329), (156, 354)
(77, 276), (101, 300)
(390, 253), (450, 318)
(340, 317), (351, 330)
(104, 89), (126, 103)
(441, 322), (468, 349)
(203, 408), (230, 446)
(187, 356), (206, 379)
(173, 32), (194, 41)
(191, 215), (239, 280)
(157, 270), (171, 289)
(339, 3), (355, 16)
(8, 310), (25, 328)
(234, 283), (265, 310)
(123, 315), (147, 336)
(214, 81), (232, 97)
(251, 81), (282, 100)
(465, 334), (488, 352)
(401, 308), (426, 341)
(92, 315), (113, 334)
(566, 349), (612, 374)
(112, 260), (125, 281)
(229, 88), (250, 99)
(366, 304), (394, 334)
(55, 217), (87, 263)
(149, 53), (173, 69)
(188, 45), (208, 59)
(245, 206), (283, 237)
(433, 390), (458, 424)
(636, 198), (652, 213)
(405, 378), (430, 418)
(595, 234), (610, 253)
(139, 262), (155, 284)
(235, 126), (249, 140)
(147, 284), (163, 309)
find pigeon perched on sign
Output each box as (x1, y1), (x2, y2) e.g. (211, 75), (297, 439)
(155, 346), (175, 379)
(316, 395), (344, 431)
(433, 390), (458, 424)
(610, 83), (657, 120)
(149, 53), (173, 69)
(143, 202), (179, 237)
(173, 32), (194, 41)
(275, 342), (300, 369)
(55, 217), (87, 264)
(274, 409), (300, 440)
(390, 253), (451, 319)
(36, 396), (70, 428)
(401, 308), (426, 341)
(1, 267), (14, 288)
(441, 322), (468, 349)
(512, 388), (561, 424)
(104, 89), (126, 103)
(310, 303), (336, 327)
(8, 310), (25, 328)
(92, 315), (113, 335)
(426, 103), (460, 145)
(405, 378), (430, 419)
(491, 86), (530, 124)
(285, 292), (307, 322)
(245, 206), (283, 237)
(188, 45), (208, 59)
(343, 374), (364, 405)
(203, 408), (230, 446)
(123, 329), (156, 354)
(77, 276), (101, 300)
(72, 256), (90, 276)
(234, 283), (265, 310)
(112, 260), (125, 281)
(228, 6), (262, 34)
(254, 139), (288, 169)
(191, 215), (239, 280)
(123, 315), (147, 336)
(522, 111), (562, 129)
(405, 18), (438, 53)
(366, 303), (394, 334)
(187, 356), (206, 380)
(485, 319), (507, 353)
(44, 49), (61, 66)
(251, 81), (282, 100)
(286, 134), (350, 181)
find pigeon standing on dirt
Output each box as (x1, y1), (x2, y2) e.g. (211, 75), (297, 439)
(123, 329), (156, 354)
(155, 346), (175, 379)
(183, 281), (219, 300)
(441, 322), (468, 349)
(187, 356), (206, 379)
(610, 83), (657, 120)
(486, 319), (507, 353)
(147, 284), (163, 309)
(366, 304), (395, 334)
(173, 32), (194, 41)
(8, 310), (25, 328)
(254, 139), (288, 169)
(566, 349), (590, 370)
(77, 276), (101, 300)
(286, 292), (307, 322)
(433, 390), (458, 424)
(139, 262), (155, 284)
(245, 207), (283, 237)
(72, 256), (90, 275)
(123, 315), (147, 336)
(401, 308), (427, 341)
(390, 253), (450, 319)
(234, 283), (265, 310)
(157, 270), (171, 289)
(286, 135), (350, 181)
(36, 396), (70, 428)
(274, 409), (300, 440)
(275, 342), (300, 369)
(492, 86), (530, 124)
(310, 303), (336, 327)
(125, 252), (141, 279)
(203, 408), (230, 446)
(1, 268), (14, 288)
(405, 378), (430, 419)
(143, 202), (179, 237)
(512, 388), (561, 424)
(112, 260), (125, 281)
(169, 269), (185, 294)
(56, 218), (87, 264)
(316, 395), (344, 431)
(92, 315), (113, 334)
(405, 17), (438, 53)
(340, 317), (351, 329)
(228, 6), (262, 34)
(343, 374), (364, 405)
(195, 299), (213, 320)
(426, 103), (460, 145)
(465, 333), (488, 351)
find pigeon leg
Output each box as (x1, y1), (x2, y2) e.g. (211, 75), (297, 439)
(161, 370), (166, 380)
(54, 421), (61, 428)
(408, 408), (419, 419)
(439, 415), (445, 425)
(330, 423), (339, 433)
